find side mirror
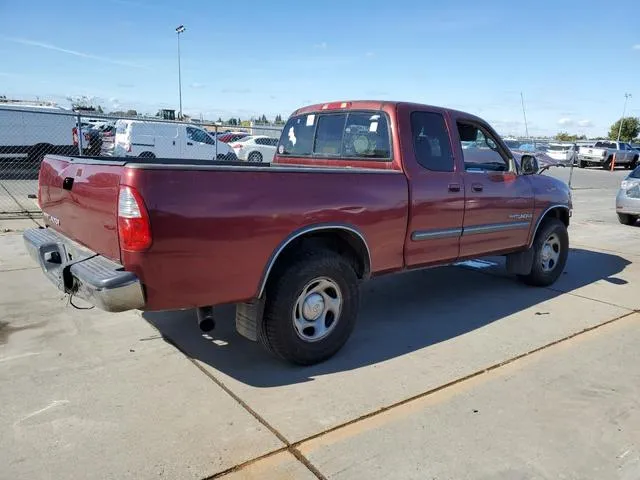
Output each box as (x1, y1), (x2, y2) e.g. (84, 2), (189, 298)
(521, 155), (539, 175)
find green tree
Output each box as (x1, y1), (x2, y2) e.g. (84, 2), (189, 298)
(608, 117), (640, 142)
(217, 117), (223, 124)
(555, 132), (576, 141)
(126, 109), (138, 116)
(275, 114), (284, 124)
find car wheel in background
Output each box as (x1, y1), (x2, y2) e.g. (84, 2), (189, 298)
(631, 157), (638, 170)
(579, 160), (587, 168)
(260, 248), (359, 365)
(248, 151), (263, 163)
(139, 152), (156, 158)
(617, 213), (638, 226)
(517, 218), (569, 287)
(603, 157), (613, 170)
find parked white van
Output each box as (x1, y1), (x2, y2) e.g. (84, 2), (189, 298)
(112, 120), (234, 160)
(0, 104), (76, 163)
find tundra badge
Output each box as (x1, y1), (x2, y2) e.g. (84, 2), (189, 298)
(43, 212), (61, 226)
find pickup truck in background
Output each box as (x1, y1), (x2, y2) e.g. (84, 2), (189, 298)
(24, 101), (572, 365)
(577, 140), (638, 169)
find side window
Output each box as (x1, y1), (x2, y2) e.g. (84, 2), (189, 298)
(187, 127), (214, 144)
(314, 114), (347, 155)
(267, 138), (279, 146)
(410, 111), (453, 172)
(457, 122), (508, 172)
(254, 138), (266, 145)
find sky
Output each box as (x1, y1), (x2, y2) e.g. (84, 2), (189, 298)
(0, 0), (639, 137)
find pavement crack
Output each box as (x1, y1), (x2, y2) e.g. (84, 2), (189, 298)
(287, 310), (638, 450)
(159, 334), (326, 480)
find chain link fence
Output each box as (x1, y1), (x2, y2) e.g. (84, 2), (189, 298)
(0, 105), (628, 218)
(0, 106), (284, 217)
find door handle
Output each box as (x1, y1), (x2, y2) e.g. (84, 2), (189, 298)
(187, 142), (193, 146)
(448, 183), (461, 192)
(472, 183), (483, 192)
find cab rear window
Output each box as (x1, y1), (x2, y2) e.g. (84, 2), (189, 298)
(278, 111), (391, 160)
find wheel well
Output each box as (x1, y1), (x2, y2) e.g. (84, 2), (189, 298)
(530, 207), (570, 248)
(542, 207), (570, 227)
(260, 228), (371, 296)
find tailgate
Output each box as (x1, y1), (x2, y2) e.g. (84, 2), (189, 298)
(38, 156), (125, 261)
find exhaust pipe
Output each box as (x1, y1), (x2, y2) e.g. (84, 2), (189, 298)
(197, 306), (215, 332)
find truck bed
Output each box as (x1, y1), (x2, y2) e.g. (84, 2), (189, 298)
(38, 155), (409, 311)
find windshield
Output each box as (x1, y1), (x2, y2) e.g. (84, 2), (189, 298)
(548, 145), (571, 151)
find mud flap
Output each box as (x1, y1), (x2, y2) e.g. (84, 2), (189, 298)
(235, 298), (265, 342)
(506, 248), (535, 275)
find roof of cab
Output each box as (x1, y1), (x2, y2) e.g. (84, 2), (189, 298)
(291, 100), (485, 123)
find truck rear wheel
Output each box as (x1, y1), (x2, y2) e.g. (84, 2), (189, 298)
(517, 218), (568, 287)
(260, 249), (359, 365)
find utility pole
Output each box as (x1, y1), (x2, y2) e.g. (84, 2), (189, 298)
(176, 25), (186, 120)
(617, 93), (632, 142)
(520, 92), (530, 140)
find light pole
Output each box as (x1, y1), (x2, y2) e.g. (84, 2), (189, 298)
(617, 93), (632, 142)
(176, 25), (186, 120)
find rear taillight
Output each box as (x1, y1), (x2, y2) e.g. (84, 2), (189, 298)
(118, 186), (152, 251)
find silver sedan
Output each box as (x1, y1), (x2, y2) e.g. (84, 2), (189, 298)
(616, 166), (640, 225)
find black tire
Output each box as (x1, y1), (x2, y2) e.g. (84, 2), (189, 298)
(260, 249), (359, 365)
(617, 213), (638, 226)
(517, 218), (569, 287)
(603, 157), (613, 170)
(631, 157), (638, 170)
(248, 151), (263, 163)
(139, 151), (155, 158)
(217, 152), (237, 161)
(579, 160), (587, 168)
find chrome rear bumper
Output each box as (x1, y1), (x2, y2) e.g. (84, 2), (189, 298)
(23, 228), (145, 312)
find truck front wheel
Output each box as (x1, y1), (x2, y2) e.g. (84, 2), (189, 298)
(517, 218), (569, 287)
(260, 249), (359, 365)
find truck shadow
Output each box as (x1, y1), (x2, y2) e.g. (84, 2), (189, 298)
(143, 248), (630, 387)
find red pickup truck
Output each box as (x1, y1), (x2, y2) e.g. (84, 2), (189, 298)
(24, 101), (571, 365)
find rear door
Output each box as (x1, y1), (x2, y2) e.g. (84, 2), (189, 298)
(400, 107), (465, 267)
(453, 118), (534, 258)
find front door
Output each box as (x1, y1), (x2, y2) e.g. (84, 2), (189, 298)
(455, 120), (534, 258)
(403, 110), (465, 267)
(185, 126), (215, 160)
